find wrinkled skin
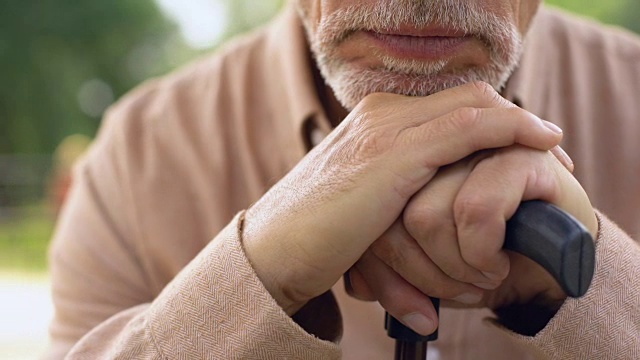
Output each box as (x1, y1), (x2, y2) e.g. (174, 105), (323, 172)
(242, 0), (597, 336)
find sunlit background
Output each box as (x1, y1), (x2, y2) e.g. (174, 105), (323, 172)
(0, 0), (637, 358)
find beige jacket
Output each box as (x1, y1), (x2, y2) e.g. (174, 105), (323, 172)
(47, 5), (640, 359)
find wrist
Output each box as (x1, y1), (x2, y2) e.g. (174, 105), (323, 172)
(240, 208), (309, 316)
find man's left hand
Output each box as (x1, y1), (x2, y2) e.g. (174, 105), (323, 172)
(346, 144), (598, 334)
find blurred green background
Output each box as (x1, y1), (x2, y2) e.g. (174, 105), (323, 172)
(0, 0), (638, 275)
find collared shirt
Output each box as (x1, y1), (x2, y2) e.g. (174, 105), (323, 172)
(47, 4), (640, 359)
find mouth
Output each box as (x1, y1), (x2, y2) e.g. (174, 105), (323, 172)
(362, 27), (474, 61)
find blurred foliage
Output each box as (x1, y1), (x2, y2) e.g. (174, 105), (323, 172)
(0, 204), (53, 272)
(220, 0), (286, 39)
(613, 1), (640, 34)
(0, 1), (194, 155)
(547, 0), (640, 33)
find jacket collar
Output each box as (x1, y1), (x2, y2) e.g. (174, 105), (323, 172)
(263, 4), (329, 142)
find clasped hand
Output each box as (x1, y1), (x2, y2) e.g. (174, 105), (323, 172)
(242, 82), (598, 336)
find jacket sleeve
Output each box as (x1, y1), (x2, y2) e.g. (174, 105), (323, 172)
(500, 211), (640, 359)
(46, 111), (341, 360)
(60, 215), (340, 359)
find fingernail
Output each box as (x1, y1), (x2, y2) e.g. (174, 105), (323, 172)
(482, 271), (503, 281)
(453, 292), (482, 305)
(473, 282), (499, 290)
(543, 120), (563, 134)
(553, 146), (574, 171)
(402, 313), (435, 335)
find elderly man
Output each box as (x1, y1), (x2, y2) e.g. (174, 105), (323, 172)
(47, 0), (639, 359)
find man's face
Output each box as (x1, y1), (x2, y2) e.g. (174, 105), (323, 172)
(295, 0), (542, 110)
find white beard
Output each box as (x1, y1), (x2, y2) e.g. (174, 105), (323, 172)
(297, 0), (524, 110)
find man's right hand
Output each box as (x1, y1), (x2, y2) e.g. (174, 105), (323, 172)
(241, 82), (563, 316)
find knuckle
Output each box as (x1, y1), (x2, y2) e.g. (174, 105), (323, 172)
(467, 81), (509, 107)
(343, 115), (386, 156)
(370, 238), (407, 271)
(417, 273), (466, 299)
(532, 164), (563, 201)
(358, 92), (394, 109)
(420, 278), (449, 297)
(460, 247), (492, 269)
(468, 80), (493, 95)
(347, 110), (372, 131)
(441, 264), (470, 283)
(403, 203), (447, 241)
(453, 195), (495, 227)
(349, 131), (391, 162)
(346, 267), (377, 301)
(449, 107), (482, 130)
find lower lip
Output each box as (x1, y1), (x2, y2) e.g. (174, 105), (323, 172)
(364, 31), (472, 60)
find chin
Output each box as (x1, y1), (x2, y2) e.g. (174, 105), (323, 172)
(325, 64), (514, 111)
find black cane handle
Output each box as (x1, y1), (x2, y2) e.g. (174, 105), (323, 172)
(386, 200), (596, 357)
(503, 200), (595, 297)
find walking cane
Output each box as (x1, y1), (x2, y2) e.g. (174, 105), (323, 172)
(385, 200), (596, 360)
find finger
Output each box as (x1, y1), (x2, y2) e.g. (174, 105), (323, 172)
(482, 252), (568, 310)
(357, 81), (517, 130)
(550, 146), (574, 173)
(403, 160), (490, 286)
(392, 107), (563, 189)
(453, 147), (562, 281)
(417, 107), (563, 161)
(355, 251), (439, 336)
(344, 267), (376, 301)
(424, 81), (517, 114)
(369, 220), (483, 301)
